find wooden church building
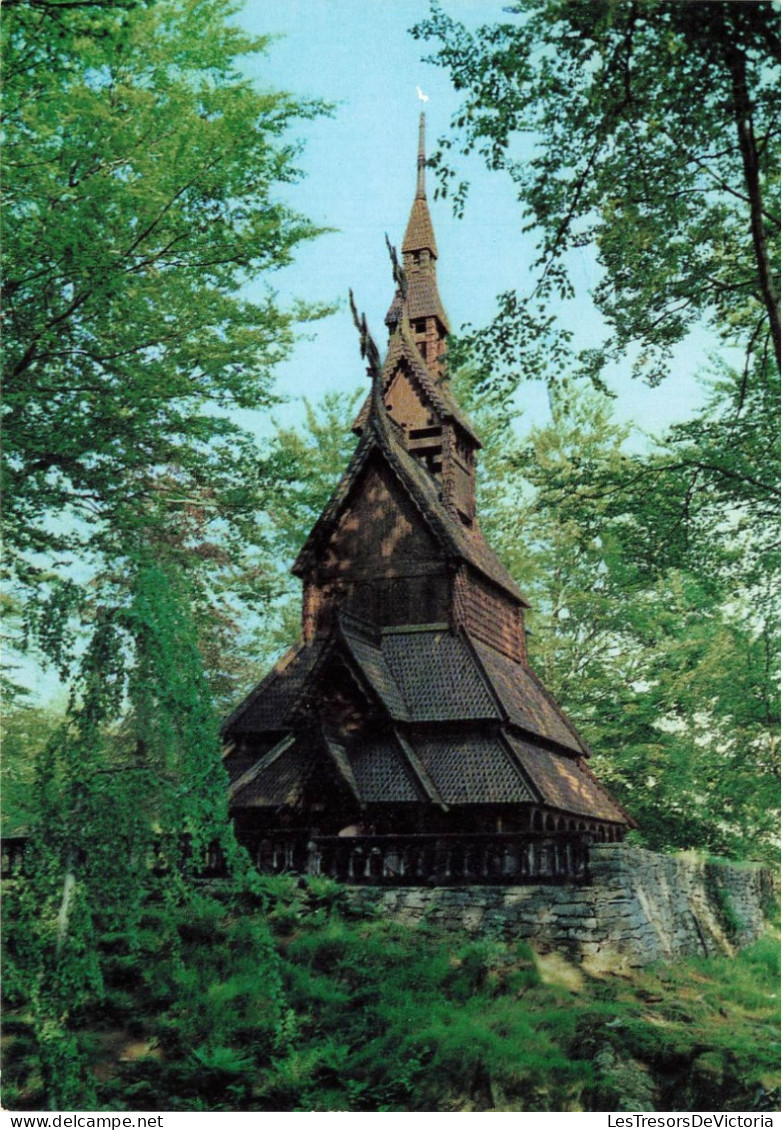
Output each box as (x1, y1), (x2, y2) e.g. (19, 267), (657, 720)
(221, 117), (633, 885)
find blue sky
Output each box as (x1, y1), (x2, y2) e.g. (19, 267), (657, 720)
(236, 0), (711, 439)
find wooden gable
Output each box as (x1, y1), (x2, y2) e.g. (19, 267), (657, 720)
(320, 453), (441, 576)
(385, 361), (435, 432)
(301, 451), (452, 639)
(298, 651), (376, 740)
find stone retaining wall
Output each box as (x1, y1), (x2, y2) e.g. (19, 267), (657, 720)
(352, 844), (773, 967)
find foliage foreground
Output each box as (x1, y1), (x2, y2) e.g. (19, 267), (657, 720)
(3, 875), (779, 1113)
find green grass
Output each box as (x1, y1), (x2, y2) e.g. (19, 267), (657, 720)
(3, 880), (779, 1112)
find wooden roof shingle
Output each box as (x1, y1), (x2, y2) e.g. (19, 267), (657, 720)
(505, 735), (632, 825)
(221, 642), (320, 737)
(350, 734), (427, 804)
(380, 629), (499, 722)
(469, 637), (589, 756)
(413, 731), (537, 806)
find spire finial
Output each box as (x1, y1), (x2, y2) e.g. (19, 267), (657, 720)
(416, 111), (426, 200)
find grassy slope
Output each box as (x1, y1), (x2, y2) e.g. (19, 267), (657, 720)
(3, 876), (780, 1112)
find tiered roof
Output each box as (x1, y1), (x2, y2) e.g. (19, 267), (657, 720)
(225, 617), (630, 825)
(223, 115), (633, 835)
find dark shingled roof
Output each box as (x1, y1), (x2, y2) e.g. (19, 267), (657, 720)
(381, 629), (499, 722)
(414, 732), (536, 805)
(224, 623), (631, 823)
(340, 628), (411, 721)
(229, 723), (630, 821)
(221, 643), (320, 737)
(225, 626), (590, 763)
(506, 734), (629, 823)
(230, 732), (364, 810)
(350, 735), (427, 803)
(470, 637), (588, 756)
(393, 728), (447, 807)
(230, 735), (309, 807)
(323, 736), (362, 803)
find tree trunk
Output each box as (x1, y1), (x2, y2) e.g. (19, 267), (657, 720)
(726, 41), (781, 372)
(55, 853), (77, 958)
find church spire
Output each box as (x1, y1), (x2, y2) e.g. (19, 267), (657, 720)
(416, 110), (427, 200)
(387, 112), (450, 354)
(402, 112), (439, 260)
(371, 114), (479, 527)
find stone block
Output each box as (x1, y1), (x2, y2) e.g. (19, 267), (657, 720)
(344, 850), (771, 967)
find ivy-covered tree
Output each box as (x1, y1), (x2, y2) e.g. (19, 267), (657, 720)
(1, 702), (65, 837)
(2, 0), (328, 1107)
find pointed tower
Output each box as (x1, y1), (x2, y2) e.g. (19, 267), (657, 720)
(222, 119), (633, 882)
(355, 114), (480, 524)
(395, 112), (450, 368)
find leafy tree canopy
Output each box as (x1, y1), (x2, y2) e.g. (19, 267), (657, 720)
(2, 0), (331, 678)
(413, 0), (780, 393)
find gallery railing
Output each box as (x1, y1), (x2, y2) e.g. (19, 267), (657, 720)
(3, 831), (593, 885)
(306, 832), (590, 885)
(0, 835), (228, 881)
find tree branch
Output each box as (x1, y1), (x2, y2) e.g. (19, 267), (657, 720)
(725, 39), (781, 370)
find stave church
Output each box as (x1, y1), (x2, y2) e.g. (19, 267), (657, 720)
(221, 116), (633, 886)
